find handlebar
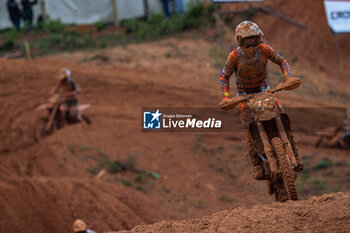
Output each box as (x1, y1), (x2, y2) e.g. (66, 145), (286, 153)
(219, 77), (301, 110)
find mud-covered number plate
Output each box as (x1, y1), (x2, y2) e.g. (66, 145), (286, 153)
(250, 94), (275, 111)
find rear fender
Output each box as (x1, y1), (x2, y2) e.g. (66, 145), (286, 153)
(36, 104), (51, 112)
(78, 104), (91, 112)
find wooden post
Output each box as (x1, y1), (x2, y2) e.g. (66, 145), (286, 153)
(41, 0), (47, 21)
(24, 42), (32, 60)
(110, 0), (120, 25)
(143, 0), (149, 18)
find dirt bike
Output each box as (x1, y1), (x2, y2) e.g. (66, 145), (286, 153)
(315, 127), (350, 149)
(220, 78), (303, 202)
(33, 94), (91, 142)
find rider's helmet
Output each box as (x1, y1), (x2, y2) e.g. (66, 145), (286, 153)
(56, 68), (71, 81)
(235, 21), (264, 48)
(73, 219), (87, 233)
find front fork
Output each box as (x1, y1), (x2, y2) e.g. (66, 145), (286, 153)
(257, 117), (298, 174)
(275, 116), (298, 169)
(256, 121), (278, 177)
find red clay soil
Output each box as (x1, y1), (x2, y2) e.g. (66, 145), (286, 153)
(116, 192), (350, 233)
(1, 1), (350, 232)
(1, 51), (349, 232)
(0, 177), (169, 233)
(221, 0), (350, 80)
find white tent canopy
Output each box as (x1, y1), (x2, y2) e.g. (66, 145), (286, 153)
(0, 0), (194, 30)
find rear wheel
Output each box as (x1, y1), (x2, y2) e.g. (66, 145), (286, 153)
(271, 137), (299, 201)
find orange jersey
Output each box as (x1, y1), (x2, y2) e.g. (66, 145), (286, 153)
(220, 43), (290, 96)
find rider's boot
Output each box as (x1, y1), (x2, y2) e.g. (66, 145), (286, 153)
(60, 109), (66, 128)
(267, 181), (274, 195)
(241, 109), (264, 180)
(245, 132), (264, 180)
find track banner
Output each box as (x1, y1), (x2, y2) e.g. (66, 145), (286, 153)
(324, 0), (350, 33)
(211, 0), (262, 2)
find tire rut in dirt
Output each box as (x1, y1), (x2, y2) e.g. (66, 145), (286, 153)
(271, 137), (299, 201)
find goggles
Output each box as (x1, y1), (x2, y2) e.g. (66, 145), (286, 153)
(240, 36), (260, 48)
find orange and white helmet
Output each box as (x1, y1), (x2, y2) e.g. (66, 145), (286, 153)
(235, 21), (264, 45)
(73, 219), (87, 232)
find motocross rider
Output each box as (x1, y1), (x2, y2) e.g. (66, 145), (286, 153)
(218, 21), (302, 179)
(317, 109), (350, 149)
(50, 68), (81, 125)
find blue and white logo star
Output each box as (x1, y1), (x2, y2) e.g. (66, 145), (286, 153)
(143, 109), (162, 129)
(150, 109), (161, 122)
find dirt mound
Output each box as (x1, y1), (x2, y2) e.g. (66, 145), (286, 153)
(0, 177), (169, 233)
(117, 192), (350, 233)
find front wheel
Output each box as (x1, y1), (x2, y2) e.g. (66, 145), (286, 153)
(33, 117), (53, 142)
(271, 137), (299, 201)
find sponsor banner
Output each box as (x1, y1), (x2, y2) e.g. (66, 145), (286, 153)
(324, 0), (350, 33)
(142, 107), (346, 133)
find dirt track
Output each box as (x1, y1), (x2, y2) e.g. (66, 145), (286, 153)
(117, 192), (350, 233)
(1, 42), (349, 231)
(1, 0), (350, 232)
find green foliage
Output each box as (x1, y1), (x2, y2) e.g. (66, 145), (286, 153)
(136, 185), (144, 191)
(219, 195), (235, 203)
(108, 160), (125, 173)
(86, 167), (98, 174)
(300, 168), (310, 180)
(125, 153), (137, 171)
(165, 51), (172, 58)
(122, 3), (215, 40)
(41, 18), (67, 33)
(214, 57), (225, 68)
(150, 172), (160, 179)
(329, 183), (340, 193)
(3, 29), (17, 46)
(234, 143), (244, 150)
(32, 30), (93, 55)
(314, 158), (333, 170)
(122, 179), (132, 186)
(79, 144), (91, 151)
(196, 200), (206, 209)
(122, 18), (138, 32)
(0, 2), (219, 56)
(240, 6), (259, 21)
(196, 134), (204, 142)
(95, 20), (106, 31)
(68, 144), (76, 154)
(184, 2), (215, 28)
(223, 15), (234, 26)
(229, 153), (236, 158)
(162, 186), (171, 193)
(107, 153), (137, 174)
(296, 180), (304, 194)
(311, 177), (327, 191)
